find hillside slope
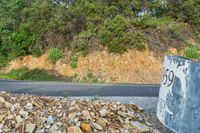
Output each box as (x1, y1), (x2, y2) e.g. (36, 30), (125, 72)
(2, 49), (163, 83)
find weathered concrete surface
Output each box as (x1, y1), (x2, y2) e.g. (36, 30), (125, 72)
(157, 55), (200, 133)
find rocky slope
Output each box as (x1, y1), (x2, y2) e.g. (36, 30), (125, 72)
(3, 49), (165, 84)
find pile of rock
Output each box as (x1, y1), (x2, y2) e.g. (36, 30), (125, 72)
(0, 91), (158, 133)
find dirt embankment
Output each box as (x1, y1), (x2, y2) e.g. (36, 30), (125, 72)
(2, 49), (165, 84)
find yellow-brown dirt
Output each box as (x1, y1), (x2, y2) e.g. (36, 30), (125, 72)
(2, 49), (164, 84)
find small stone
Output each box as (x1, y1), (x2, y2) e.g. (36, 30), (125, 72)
(68, 112), (77, 119)
(82, 110), (91, 120)
(5, 102), (12, 108)
(7, 114), (14, 120)
(44, 124), (51, 129)
(118, 111), (126, 117)
(47, 115), (54, 124)
(96, 118), (108, 128)
(118, 116), (124, 123)
(92, 123), (103, 131)
(49, 124), (59, 132)
(39, 117), (47, 124)
(25, 123), (36, 133)
(0, 114), (7, 121)
(11, 103), (20, 112)
(16, 115), (23, 124)
(99, 108), (108, 117)
(19, 110), (28, 118)
(131, 121), (149, 133)
(0, 96), (5, 103)
(25, 103), (33, 110)
(80, 122), (92, 133)
(68, 126), (83, 133)
(137, 106), (144, 112)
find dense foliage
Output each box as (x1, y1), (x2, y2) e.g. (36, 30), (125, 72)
(0, 0), (200, 66)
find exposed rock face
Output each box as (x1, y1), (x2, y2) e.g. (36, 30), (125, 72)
(3, 49), (162, 84)
(0, 91), (159, 133)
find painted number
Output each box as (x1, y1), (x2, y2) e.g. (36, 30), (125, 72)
(161, 68), (174, 87)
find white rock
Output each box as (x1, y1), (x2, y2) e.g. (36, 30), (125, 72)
(44, 124), (51, 129)
(16, 115), (23, 124)
(25, 103), (33, 110)
(11, 103), (20, 112)
(0, 97), (5, 103)
(19, 110), (28, 118)
(99, 108), (108, 117)
(25, 123), (36, 133)
(92, 123), (103, 131)
(49, 124), (59, 132)
(47, 115), (54, 124)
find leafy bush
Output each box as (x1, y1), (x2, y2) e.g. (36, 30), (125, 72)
(70, 55), (78, 68)
(48, 48), (64, 64)
(184, 44), (200, 58)
(99, 15), (147, 53)
(140, 16), (174, 28)
(99, 15), (129, 53)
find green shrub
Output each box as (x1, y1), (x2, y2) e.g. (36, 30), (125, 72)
(99, 15), (147, 53)
(48, 48), (64, 64)
(125, 30), (147, 50)
(70, 55), (78, 68)
(141, 16), (174, 28)
(0, 68), (62, 81)
(184, 44), (200, 58)
(30, 48), (42, 57)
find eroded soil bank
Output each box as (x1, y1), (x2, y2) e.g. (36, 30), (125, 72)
(2, 49), (163, 84)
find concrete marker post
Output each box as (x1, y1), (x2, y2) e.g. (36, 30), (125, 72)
(157, 55), (200, 133)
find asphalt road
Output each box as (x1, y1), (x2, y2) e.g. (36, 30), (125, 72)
(0, 79), (160, 97)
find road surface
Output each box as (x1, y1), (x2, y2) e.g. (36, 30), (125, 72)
(0, 79), (160, 97)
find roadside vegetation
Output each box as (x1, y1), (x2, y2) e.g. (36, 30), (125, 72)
(70, 55), (78, 68)
(0, 68), (68, 81)
(80, 73), (101, 83)
(0, 0), (200, 69)
(184, 43), (200, 59)
(48, 48), (64, 64)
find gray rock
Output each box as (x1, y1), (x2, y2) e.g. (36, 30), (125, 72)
(47, 115), (54, 124)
